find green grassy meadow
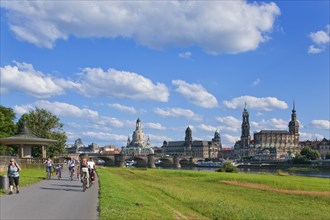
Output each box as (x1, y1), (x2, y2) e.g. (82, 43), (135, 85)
(98, 168), (330, 220)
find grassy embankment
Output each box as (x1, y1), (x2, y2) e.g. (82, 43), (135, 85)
(98, 167), (330, 220)
(0, 165), (45, 195)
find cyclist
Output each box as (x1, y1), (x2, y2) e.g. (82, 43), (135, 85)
(80, 158), (89, 189)
(87, 158), (96, 185)
(55, 163), (62, 179)
(68, 158), (76, 180)
(45, 158), (53, 179)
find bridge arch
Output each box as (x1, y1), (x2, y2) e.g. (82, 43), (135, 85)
(126, 156), (147, 167)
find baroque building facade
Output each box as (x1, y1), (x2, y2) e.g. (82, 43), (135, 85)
(162, 127), (222, 159)
(121, 118), (154, 156)
(234, 103), (300, 160)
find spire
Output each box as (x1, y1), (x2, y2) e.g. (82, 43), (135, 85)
(292, 99), (296, 113)
(136, 118), (142, 130)
(244, 102), (247, 112)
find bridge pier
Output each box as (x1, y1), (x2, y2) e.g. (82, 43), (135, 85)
(189, 157), (194, 167)
(173, 155), (181, 169)
(147, 154), (156, 168)
(115, 154), (125, 167)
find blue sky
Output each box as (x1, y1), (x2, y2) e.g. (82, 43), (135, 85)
(1, 0), (329, 148)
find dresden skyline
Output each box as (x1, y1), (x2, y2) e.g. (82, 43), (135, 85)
(1, 1), (329, 147)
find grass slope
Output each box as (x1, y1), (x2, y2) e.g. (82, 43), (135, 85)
(98, 168), (330, 220)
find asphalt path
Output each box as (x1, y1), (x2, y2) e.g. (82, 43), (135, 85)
(0, 167), (99, 220)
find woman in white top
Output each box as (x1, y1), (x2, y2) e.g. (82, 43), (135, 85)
(7, 158), (21, 195)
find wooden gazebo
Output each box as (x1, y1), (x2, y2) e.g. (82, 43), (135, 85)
(0, 124), (57, 158)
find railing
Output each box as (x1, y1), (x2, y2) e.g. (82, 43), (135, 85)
(0, 156), (47, 172)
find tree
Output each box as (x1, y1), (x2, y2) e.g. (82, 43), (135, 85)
(325, 152), (330, 160)
(17, 108), (67, 158)
(300, 146), (320, 160)
(0, 105), (17, 155)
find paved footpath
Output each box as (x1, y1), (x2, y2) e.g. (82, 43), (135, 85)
(0, 168), (99, 220)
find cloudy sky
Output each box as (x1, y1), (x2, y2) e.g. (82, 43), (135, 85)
(1, 0), (329, 148)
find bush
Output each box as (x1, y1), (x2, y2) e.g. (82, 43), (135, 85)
(292, 155), (311, 164)
(216, 162), (238, 173)
(325, 152), (330, 159)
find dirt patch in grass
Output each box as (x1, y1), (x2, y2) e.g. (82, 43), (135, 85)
(221, 180), (330, 197)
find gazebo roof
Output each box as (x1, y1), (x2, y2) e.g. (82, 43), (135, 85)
(0, 124), (57, 145)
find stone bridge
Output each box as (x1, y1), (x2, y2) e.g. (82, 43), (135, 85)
(77, 153), (204, 169)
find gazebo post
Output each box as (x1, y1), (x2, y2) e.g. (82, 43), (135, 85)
(42, 145), (46, 159)
(19, 144), (24, 158)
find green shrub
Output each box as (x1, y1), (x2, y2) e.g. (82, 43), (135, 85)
(216, 162), (238, 173)
(292, 155), (311, 164)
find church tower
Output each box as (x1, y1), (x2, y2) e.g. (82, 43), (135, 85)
(184, 126), (192, 155)
(185, 126), (192, 144)
(241, 103), (251, 147)
(212, 130), (222, 148)
(288, 101), (299, 144)
(131, 118), (146, 147)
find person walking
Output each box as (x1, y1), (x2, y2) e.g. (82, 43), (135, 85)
(7, 158), (21, 195)
(45, 158), (53, 179)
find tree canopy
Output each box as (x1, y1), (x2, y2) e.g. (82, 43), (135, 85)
(300, 146), (320, 160)
(0, 105), (17, 155)
(16, 108), (67, 158)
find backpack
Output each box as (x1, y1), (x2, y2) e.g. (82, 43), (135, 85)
(8, 163), (20, 172)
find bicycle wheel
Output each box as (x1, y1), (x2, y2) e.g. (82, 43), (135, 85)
(82, 174), (87, 192)
(47, 169), (51, 179)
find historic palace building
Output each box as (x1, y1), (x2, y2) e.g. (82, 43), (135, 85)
(234, 103), (300, 160)
(162, 127), (222, 159)
(121, 118), (154, 156)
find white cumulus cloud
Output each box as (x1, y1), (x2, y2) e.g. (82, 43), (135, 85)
(172, 80), (218, 108)
(299, 132), (324, 141)
(2, 1), (280, 54)
(109, 103), (137, 114)
(82, 131), (127, 142)
(251, 118), (288, 131)
(144, 123), (166, 130)
(309, 120), (330, 130)
(308, 24), (330, 54)
(14, 101), (99, 118)
(78, 67), (169, 102)
(198, 124), (218, 132)
(216, 116), (241, 132)
(0, 61), (65, 98)
(222, 134), (240, 147)
(178, 51), (192, 59)
(223, 95), (288, 111)
(251, 78), (261, 87)
(154, 107), (202, 121)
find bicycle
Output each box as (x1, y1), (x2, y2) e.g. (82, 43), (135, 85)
(69, 167), (75, 181)
(89, 169), (95, 187)
(46, 166), (52, 180)
(55, 165), (62, 179)
(81, 167), (89, 192)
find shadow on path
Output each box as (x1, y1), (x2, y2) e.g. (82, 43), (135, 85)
(40, 187), (82, 192)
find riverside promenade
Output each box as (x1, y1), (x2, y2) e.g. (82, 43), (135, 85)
(0, 169), (99, 220)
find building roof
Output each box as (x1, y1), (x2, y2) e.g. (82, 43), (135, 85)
(0, 124), (57, 145)
(255, 130), (290, 134)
